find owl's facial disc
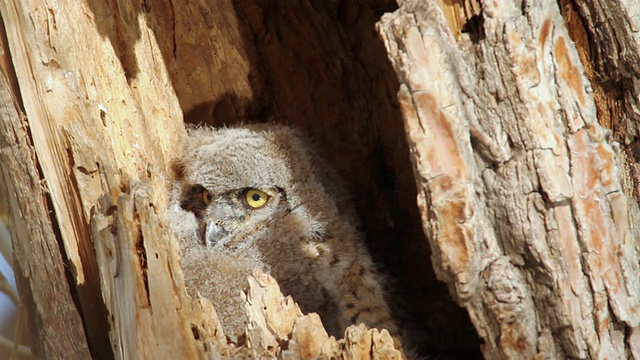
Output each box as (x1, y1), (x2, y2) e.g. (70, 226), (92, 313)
(199, 187), (284, 248)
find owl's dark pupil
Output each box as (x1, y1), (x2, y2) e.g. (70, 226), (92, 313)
(252, 193), (262, 201)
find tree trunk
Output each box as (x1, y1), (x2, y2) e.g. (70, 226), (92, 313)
(0, 0), (638, 359)
(0, 0), (413, 358)
(377, 0), (640, 358)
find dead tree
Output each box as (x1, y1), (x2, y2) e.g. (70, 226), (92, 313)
(0, 0), (639, 359)
(377, 0), (640, 358)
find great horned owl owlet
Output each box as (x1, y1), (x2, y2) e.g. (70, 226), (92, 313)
(167, 124), (397, 340)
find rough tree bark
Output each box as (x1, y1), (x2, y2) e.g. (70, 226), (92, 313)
(1, 0), (639, 359)
(378, 0), (640, 359)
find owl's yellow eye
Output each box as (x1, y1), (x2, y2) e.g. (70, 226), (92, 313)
(202, 190), (212, 205)
(245, 189), (269, 208)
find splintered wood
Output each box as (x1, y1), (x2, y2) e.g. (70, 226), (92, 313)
(0, 0), (186, 356)
(0, 0), (408, 358)
(243, 270), (403, 359)
(378, 0), (640, 359)
(91, 183), (405, 359)
(0, 61), (92, 359)
(5, 0), (640, 358)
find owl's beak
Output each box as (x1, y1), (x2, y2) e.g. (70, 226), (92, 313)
(203, 202), (234, 248)
(202, 200), (244, 248)
(204, 221), (226, 248)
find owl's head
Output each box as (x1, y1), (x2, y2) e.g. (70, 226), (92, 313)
(173, 124), (337, 249)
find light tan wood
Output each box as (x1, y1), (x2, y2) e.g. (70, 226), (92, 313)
(2, 0), (640, 358)
(0, 61), (91, 358)
(0, 0), (186, 356)
(0, 0), (409, 358)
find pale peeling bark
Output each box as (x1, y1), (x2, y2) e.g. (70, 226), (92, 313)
(562, 0), (640, 205)
(378, 0), (640, 359)
(7, 0), (640, 357)
(91, 183), (217, 359)
(0, 56), (92, 360)
(0, 0), (185, 356)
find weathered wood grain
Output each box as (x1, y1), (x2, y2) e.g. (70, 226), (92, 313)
(4, 0), (640, 358)
(0, 0), (411, 358)
(0, 62), (91, 358)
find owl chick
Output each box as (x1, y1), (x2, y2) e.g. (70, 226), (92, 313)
(167, 124), (397, 341)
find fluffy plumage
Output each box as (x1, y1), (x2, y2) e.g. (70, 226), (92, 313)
(167, 124), (396, 341)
